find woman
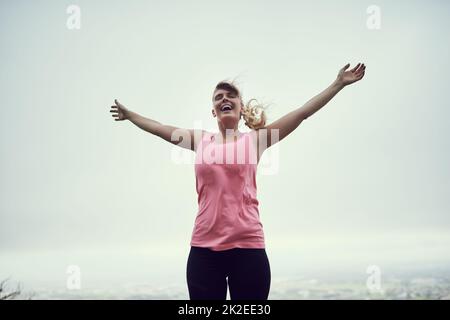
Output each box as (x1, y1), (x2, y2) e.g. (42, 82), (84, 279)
(109, 63), (366, 300)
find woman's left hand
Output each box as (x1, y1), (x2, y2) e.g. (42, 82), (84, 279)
(336, 62), (366, 86)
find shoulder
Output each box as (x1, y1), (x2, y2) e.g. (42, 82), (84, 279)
(246, 129), (263, 142)
(192, 130), (214, 151)
(191, 129), (213, 139)
(201, 130), (215, 140)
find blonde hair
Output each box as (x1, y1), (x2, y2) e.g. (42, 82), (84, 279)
(214, 81), (267, 130)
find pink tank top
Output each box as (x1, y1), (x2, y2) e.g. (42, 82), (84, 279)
(190, 131), (265, 251)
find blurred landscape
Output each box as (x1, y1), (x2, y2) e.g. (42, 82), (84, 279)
(17, 276), (450, 300)
(2, 231), (450, 300)
(5, 265), (450, 300)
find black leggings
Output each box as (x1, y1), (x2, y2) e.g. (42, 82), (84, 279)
(186, 246), (271, 300)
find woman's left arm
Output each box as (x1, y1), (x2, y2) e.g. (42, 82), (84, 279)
(260, 62), (366, 148)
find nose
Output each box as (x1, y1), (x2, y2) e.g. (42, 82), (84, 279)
(220, 98), (230, 105)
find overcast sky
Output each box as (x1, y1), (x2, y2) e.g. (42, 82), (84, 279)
(1, 0), (449, 292)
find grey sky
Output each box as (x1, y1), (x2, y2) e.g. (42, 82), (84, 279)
(1, 0), (449, 290)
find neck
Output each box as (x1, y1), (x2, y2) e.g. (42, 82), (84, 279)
(218, 122), (239, 139)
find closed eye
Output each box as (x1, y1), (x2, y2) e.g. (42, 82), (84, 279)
(214, 92), (237, 101)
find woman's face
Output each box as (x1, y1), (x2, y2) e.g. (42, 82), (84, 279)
(212, 88), (243, 125)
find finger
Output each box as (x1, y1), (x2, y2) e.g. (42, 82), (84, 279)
(355, 63), (365, 74)
(341, 63), (350, 72)
(356, 65), (366, 76)
(357, 63), (365, 73)
(110, 105), (117, 108)
(110, 109), (117, 113)
(350, 63), (361, 73)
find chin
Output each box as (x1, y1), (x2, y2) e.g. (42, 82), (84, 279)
(219, 115), (239, 124)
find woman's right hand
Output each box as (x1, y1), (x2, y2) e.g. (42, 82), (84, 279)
(110, 99), (130, 121)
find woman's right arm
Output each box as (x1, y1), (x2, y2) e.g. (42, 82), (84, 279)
(110, 99), (201, 151)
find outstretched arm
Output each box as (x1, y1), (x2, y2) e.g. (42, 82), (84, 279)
(109, 99), (200, 151)
(259, 62), (366, 149)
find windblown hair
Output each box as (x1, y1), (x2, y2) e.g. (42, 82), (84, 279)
(214, 81), (267, 130)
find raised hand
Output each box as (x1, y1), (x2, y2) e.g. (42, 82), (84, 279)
(336, 62), (366, 86)
(110, 99), (130, 121)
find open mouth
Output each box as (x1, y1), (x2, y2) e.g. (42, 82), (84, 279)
(220, 103), (233, 112)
